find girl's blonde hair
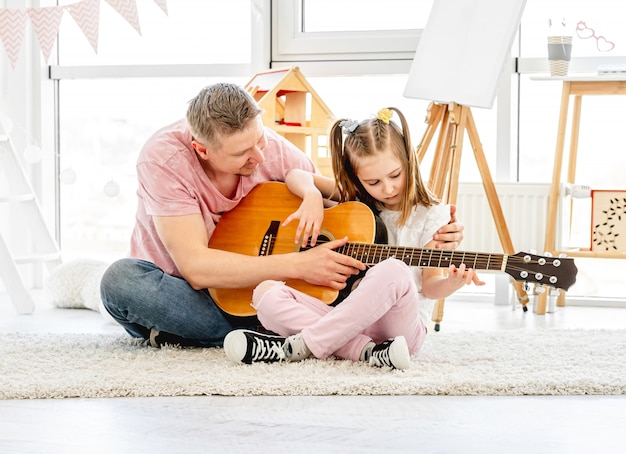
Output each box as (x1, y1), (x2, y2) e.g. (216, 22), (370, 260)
(330, 107), (438, 226)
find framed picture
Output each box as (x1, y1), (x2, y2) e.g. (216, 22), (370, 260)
(591, 190), (626, 252)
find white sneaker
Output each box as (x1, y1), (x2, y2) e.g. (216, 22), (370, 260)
(284, 333), (311, 361)
(366, 336), (411, 370)
(224, 329), (286, 364)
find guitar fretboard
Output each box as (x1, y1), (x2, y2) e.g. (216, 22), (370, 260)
(340, 243), (506, 271)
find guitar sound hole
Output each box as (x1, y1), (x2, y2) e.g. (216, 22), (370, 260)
(301, 233), (332, 251)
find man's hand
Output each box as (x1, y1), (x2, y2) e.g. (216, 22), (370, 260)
(433, 204), (464, 249)
(294, 237), (366, 290)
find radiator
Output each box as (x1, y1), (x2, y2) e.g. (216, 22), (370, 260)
(454, 182), (555, 254)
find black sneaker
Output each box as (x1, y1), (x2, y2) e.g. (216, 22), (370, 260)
(224, 329), (287, 364)
(148, 329), (195, 348)
(367, 336), (411, 370)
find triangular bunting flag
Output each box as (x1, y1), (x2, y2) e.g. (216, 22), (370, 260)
(104, 0), (141, 35)
(27, 5), (65, 64)
(67, 0), (100, 54)
(152, 0), (168, 15)
(0, 8), (27, 68)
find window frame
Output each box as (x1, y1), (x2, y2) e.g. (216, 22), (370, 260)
(271, 0), (422, 74)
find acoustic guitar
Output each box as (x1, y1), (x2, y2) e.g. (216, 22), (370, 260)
(208, 182), (578, 317)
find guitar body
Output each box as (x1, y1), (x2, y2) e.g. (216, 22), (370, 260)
(208, 182), (377, 316)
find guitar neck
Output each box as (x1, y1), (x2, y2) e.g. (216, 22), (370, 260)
(340, 243), (507, 271)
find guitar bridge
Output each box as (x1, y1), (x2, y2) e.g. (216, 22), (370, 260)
(259, 220), (280, 257)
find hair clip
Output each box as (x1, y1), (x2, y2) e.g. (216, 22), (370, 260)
(339, 119), (359, 134)
(377, 108), (393, 124)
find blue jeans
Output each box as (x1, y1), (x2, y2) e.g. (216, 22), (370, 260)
(100, 258), (257, 347)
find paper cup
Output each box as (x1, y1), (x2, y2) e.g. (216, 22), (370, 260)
(547, 36), (573, 76)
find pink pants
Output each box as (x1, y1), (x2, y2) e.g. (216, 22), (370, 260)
(252, 258), (427, 362)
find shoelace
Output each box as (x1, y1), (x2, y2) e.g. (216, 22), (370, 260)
(251, 336), (286, 362)
(370, 344), (393, 368)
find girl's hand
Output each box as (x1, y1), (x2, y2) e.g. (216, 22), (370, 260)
(283, 191), (325, 247)
(433, 204), (464, 249)
(447, 263), (486, 289)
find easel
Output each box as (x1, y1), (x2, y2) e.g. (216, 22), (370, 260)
(416, 102), (529, 330)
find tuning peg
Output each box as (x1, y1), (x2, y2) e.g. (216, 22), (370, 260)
(522, 282), (532, 292)
(552, 253), (568, 268)
(549, 287), (560, 297)
(529, 249), (537, 255)
(543, 251), (553, 257)
(535, 286), (546, 294)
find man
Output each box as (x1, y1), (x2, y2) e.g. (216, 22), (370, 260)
(100, 83), (464, 347)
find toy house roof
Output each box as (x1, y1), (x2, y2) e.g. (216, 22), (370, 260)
(245, 66), (334, 119)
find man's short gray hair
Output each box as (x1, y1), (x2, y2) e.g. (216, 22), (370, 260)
(186, 83), (262, 148)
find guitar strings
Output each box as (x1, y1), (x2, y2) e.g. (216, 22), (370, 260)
(264, 238), (557, 281)
(270, 237), (554, 263)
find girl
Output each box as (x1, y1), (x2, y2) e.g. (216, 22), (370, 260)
(224, 107), (484, 370)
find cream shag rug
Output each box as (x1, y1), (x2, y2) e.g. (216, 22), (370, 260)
(2, 329), (625, 399)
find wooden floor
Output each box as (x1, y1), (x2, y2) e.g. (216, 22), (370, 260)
(1, 292), (626, 454)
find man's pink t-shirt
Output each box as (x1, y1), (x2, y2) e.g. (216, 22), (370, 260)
(129, 118), (318, 277)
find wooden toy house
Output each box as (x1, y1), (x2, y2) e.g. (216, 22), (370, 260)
(245, 67), (335, 176)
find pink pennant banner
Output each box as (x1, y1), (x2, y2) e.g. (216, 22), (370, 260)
(104, 0), (141, 35)
(27, 6), (65, 64)
(67, 0), (100, 53)
(1, 0), (173, 68)
(152, 0), (168, 15)
(0, 8), (27, 68)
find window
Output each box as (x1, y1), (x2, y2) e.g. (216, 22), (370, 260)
(271, 0), (433, 73)
(303, 0), (430, 32)
(57, 77), (247, 261)
(53, 0), (254, 261)
(58, 0), (251, 66)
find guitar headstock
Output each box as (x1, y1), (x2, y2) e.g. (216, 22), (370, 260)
(505, 251), (578, 291)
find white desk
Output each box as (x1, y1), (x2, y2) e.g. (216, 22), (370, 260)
(532, 75), (626, 313)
